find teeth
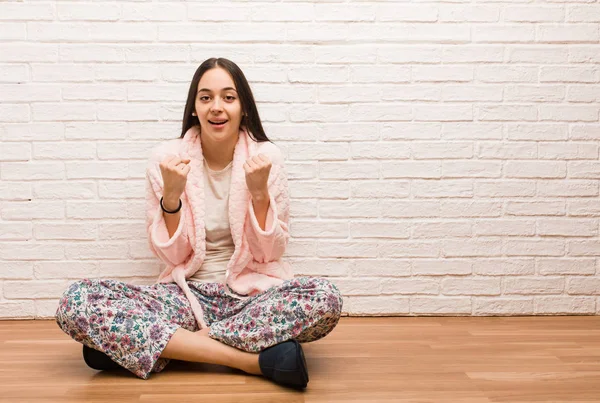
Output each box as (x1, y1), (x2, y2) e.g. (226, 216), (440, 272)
(210, 120), (227, 124)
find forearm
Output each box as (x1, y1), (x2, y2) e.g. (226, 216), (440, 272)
(162, 194), (182, 238)
(251, 191), (270, 231)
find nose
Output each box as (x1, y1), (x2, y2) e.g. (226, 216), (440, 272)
(210, 97), (223, 112)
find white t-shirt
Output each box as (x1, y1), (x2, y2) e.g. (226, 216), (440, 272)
(188, 158), (236, 284)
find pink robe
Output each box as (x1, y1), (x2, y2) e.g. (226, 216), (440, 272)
(145, 126), (294, 329)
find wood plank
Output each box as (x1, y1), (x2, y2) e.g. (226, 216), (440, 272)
(1, 317), (599, 402)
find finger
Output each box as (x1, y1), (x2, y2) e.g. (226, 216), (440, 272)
(164, 155), (178, 165)
(167, 156), (184, 169)
(257, 154), (270, 164)
(182, 164), (191, 175)
(245, 159), (258, 170)
(259, 155), (272, 168)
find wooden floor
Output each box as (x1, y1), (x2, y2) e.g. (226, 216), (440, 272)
(1, 317), (600, 402)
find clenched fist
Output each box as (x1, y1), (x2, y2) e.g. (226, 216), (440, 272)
(243, 153), (271, 198)
(160, 155), (191, 204)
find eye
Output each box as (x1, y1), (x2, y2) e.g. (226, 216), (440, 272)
(199, 96), (210, 101)
(225, 96), (236, 101)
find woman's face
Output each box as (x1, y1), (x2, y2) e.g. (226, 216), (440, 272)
(195, 67), (243, 142)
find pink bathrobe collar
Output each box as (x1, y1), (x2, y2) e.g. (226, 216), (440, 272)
(153, 125), (273, 329)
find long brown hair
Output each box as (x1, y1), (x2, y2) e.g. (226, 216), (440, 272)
(180, 58), (272, 144)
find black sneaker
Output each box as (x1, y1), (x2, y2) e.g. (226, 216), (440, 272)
(258, 339), (309, 389)
(82, 345), (121, 371)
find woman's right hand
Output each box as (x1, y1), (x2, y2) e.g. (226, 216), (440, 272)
(159, 155), (191, 203)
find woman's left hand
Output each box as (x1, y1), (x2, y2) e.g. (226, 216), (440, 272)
(244, 153), (271, 199)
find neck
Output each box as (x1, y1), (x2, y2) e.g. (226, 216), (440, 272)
(200, 129), (239, 170)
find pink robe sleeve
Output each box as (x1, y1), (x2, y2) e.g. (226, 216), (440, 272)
(245, 161), (291, 264)
(145, 154), (192, 267)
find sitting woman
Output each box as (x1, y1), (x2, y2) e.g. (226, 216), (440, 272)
(55, 57), (343, 389)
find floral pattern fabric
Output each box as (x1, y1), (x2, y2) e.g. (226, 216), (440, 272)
(55, 276), (343, 380)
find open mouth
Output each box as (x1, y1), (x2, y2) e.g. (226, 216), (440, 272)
(208, 119), (228, 126)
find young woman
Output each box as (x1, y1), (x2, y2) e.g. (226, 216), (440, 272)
(55, 58), (343, 389)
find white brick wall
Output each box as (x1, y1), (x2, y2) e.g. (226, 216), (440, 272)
(1, 0), (599, 319)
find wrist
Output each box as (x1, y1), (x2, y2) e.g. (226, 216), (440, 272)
(250, 190), (270, 202)
(162, 195), (181, 211)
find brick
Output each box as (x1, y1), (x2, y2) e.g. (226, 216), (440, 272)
(1, 261), (34, 279)
(538, 258), (596, 275)
(317, 4), (375, 21)
(351, 259), (411, 277)
(0, 222), (32, 241)
(540, 141), (598, 160)
(381, 278), (439, 295)
(473, 259), (535, 276)
(443, 123), (503, 140)
(291, 220), (348, 238)
(443, 161), (501, 178)
(319, 200), (379, 218)
(504, 277), (565, 294)
(538, 24), (599, 43)
(0, 142), (31, 161)
(567, 277), (600, 294)
(412, 221), (472, 238)
(0, 302), (35, 319)
(535, 296), (595, 314)
(57, 3), (121, 21)
(350, 180), (409, 198)
(504, 85), (565, 102)
(320, 162), (379, 180)
(505, 161), (566, 178)
(4, 280), (71, 299)
(0, 243), (64, 260)
(439, 6), (499, 22)
(442, 239), (503, 257)
(122, 3), (186, 21)
(34, 261), (98, 279)
(508, 46), (568, 63)
(349, 221), (409, 239)
(333, 277), (380, 296)
(538, 180), (598, 197)
(478, 143), (537, 159)
(413, 180), (473, 197)
(382, 201), (440, 218)
(290, 259), (350, 277)
(569, 240), (600, 257)
(65, 242), (128, 260)
(505, 6), (564, 22)
(345, 296), (409, 315)
(474, 25), (535, 43)
(35, 223), (97, 240)
(412, 259), (472, 276)
(411, 297), (472, 315)
(475, 181), (536, 197)
(0, 182), (32, 201)
(377, 5), (437, 22)
(442, 277), (501, 295)
(474, 298), (534, 315)
(317, 241), (378, 258)
(505, 239), (565, 256)
(474, 220), (536, 236)
(441, 201), (503, 218)
(379, 241), (440, 258)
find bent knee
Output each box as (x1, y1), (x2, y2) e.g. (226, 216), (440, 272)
(56, 279), (95, 322)
(310, 278), (344, 317)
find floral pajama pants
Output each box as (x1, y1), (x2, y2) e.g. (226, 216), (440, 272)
(54, 276), (343, 380)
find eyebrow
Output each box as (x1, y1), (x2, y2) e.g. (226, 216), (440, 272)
(197, 87), (238, 93)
